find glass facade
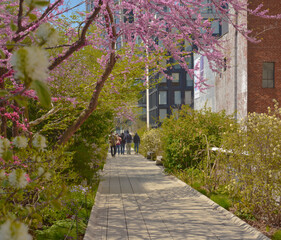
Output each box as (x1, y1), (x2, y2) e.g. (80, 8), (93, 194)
(172, 73), (180, 83)
(159, 109), (167, 122)
(185, 91), (192, 105)
(174, 91), (181, 105)
(262, 62), (275, 88)
(159, 91), (167, 105)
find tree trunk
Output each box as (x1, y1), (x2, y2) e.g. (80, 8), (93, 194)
(58, 53), (117, 145)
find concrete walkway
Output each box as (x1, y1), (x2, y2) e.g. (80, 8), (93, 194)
(84, 154), (269, 240)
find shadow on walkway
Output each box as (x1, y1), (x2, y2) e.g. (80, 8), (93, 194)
(84, 154), (269, 240)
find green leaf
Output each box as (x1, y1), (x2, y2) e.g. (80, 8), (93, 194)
(10, 21), (17, 32)
(0, 49), (5, 59)
(6, 40), (15, 51)
(2, 150), (13, 161)
(28, 13), (37, 21)
(31, 80), (51, 108)
(0, 90), (8, 97)
(34, 1), (50, 7)
(51, 199), (61, 209)
(13, 95), (28, 107)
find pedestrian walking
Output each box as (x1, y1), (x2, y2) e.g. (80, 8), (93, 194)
(120, 132), (126, 155)
(133, 133), (140, 154)
(125, 131), (132, 155)
(109, 131), (117, 157)
(116, 134), (121, 155)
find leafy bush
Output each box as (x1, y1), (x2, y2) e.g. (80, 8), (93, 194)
(161, 105), (236, 171)
(37, 184), (97, 239)
(140, 128), (163, 158)
(272, 230), (281, 240)
(69, 110), (113, 184)
(220, 102), (281, 226)
(36, 219), (86, 240)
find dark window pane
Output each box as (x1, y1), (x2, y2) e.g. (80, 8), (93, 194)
(262, 62), (274, 88)
(267, 80), (274, 88)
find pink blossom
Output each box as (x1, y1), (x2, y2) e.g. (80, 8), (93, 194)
(25, 174), (31, 183)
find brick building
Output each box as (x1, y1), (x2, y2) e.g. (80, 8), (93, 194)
(247, 1), (281, 114)
(194, 0), (281, 119)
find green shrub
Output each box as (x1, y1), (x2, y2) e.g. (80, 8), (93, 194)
(220, 101), (281, 226)
(37, 184), (97, 239)
(272, 230), (281, 240)
(140, 128), (163, 157)
(69, 110), (113, 184)
(161, 105), (236, 171)
(36, 219), (86, 240)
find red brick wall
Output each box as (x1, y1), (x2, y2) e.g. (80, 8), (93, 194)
(248, 1), (281, 113)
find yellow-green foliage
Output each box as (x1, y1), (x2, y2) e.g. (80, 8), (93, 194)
(161, 105), (236, 170)
(220, 101), (281, 226)
(140, 128), (163, 157)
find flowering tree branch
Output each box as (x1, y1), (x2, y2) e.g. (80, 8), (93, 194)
(17, 0), (24, 32)
(49, 0), (103, 71)
(58, 2), (118, 145)
(29, 106), (61, 127)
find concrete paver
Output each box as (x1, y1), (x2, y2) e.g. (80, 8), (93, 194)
(84, 154), (269, 240)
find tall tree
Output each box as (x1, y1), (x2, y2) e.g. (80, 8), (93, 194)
(0, 0), (280, 144)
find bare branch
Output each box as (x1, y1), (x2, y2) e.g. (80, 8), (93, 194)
(29, 106), (62, 127)
(253, 23), (281, 38)
(0, 87), (28, 104)
(17, 0), (24, 32)
(13, 0), (64, 43)
(58, 3), (118, 145)
(44, 44), (72, 50)
(49, 0), (103, 71)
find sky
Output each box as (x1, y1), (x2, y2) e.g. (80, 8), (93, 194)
(64, 0), (85, 11)
(51, 0), (86, 17)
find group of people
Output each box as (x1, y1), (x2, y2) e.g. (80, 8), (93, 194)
(109, 131), (140, 157)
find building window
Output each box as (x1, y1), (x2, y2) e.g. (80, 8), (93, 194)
(174, 91), (181, 105)
(262, 62), (275, 88)
(159, 109), (167, 122)
(159, 73), (167, 83)
(150, 109), (157, 125)
(150, 92), (157, 107)
(159, 91), (167, 105)
(186, 74), (193, 87)
(185, 56), (193, 68)
(211, 20), (220, 35)
(171, 58), (181, 69)
(206, 0), (213, 13)
(185, 91), (192, 105)
(184, 40), (193, 52)
(221, 21), (229, 35)
(174, 62), (181, 69)
(172, 73), (179, 83)
(223, 57), (227, 71)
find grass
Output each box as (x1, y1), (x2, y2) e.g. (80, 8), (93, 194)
(210, 194), (232, 210)
(272, 230), (281, 240)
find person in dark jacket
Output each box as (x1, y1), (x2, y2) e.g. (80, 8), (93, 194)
(133, 133), (141, 154)
(125, 131), (132, 155)
(109, 131), (117, 157)
(120, 132), (126, 155)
